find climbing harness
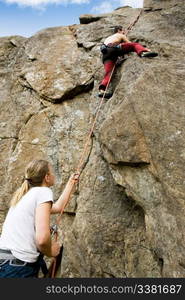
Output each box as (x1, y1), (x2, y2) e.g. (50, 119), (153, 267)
(100, 43), (121, 54)
(48, 9), (143, 278)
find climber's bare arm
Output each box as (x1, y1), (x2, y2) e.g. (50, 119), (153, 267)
(120, 33), (131, 43)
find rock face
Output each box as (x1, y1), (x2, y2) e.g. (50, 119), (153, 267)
(0, 0), (185, 277)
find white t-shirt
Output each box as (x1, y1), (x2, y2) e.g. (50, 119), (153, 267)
(0, 186), (53, 263)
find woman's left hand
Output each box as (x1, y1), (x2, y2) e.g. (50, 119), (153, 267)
(70, 173), (80, 183)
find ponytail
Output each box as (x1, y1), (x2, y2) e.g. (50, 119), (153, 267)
(9, 159), (50, 207)
(10, 179), (30, 207)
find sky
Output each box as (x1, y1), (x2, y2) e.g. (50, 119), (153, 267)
(0, 0), (143, 38)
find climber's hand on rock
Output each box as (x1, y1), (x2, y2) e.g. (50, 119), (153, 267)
(70, 173), (80, 183)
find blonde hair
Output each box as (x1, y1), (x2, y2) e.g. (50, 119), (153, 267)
(10, 159), (50, 207)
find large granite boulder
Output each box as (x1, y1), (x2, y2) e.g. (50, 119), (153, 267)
(0, 0), (184, 277)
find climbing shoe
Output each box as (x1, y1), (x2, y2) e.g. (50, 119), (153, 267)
(98, 90), (113, 99)
(140, 51), (158, 58)
(104, 92), (113, 99)
(98, 90), (105, 97)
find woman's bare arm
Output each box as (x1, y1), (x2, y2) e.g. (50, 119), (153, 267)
(35, 202), (60, 257)
(51, 174), (79, 214)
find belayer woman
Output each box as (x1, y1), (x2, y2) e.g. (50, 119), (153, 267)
(0, 159), (79, 277)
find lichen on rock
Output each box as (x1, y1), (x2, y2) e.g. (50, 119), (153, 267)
(0, 0), (185, 277)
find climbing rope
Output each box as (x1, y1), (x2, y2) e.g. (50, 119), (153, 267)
(75, 64), (116, 175)
(75, 9), (143, 175)
(125, 9), (142, 35)
(49, 8), (143, 278)
(47, 65), (117, 278)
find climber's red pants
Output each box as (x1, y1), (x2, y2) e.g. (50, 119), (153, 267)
(99, 42), (147, 90)
(120, 42), (147, 55)
(99, 61), (115, 91)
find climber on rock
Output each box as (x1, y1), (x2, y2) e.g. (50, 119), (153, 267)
(0, 159), (79, 278)
(99, 25), (158, 99)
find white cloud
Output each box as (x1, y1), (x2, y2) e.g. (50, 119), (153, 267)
(3, 0), (143, 10)
(91, 1), (114, 14)
(3, 0), (89, 8)
(91, 0), (143, 14)
(119, 0), (143, 8)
